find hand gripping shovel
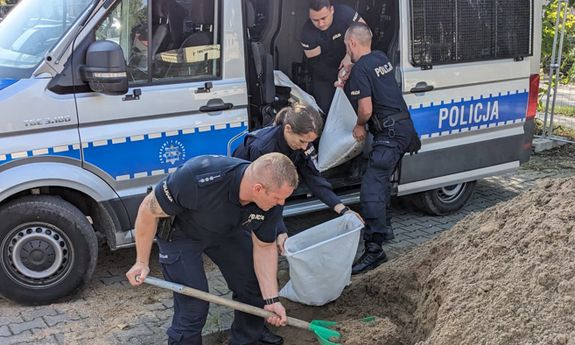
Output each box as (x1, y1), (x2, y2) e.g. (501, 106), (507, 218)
(140, 276), (342, 345)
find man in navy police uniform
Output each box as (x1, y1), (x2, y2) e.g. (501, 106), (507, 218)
(126, 153), (298, 345)
(300, 0), (365, 114)
(343, 22), (421, 274)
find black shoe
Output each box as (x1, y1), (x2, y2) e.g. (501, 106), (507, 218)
(259, 325), (284, 345)
(352, 242), (388, 275)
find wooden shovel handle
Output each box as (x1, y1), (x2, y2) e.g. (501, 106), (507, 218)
(142, 276), (311, 330)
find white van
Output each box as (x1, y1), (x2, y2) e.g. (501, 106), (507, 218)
(0, 0), (542, 304)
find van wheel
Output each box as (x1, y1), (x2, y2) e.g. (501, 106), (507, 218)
(411, 181), (476, 216)
(0, 196), (98, 305)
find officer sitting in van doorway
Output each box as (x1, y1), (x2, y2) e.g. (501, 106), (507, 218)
(126, 153), (297, 345)
(343, 22), (421, 275)
(300, 0), (366, 115)
(233, 103), (364, 231)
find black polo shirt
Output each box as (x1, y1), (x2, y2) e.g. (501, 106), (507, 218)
(300, 4), (360, 82)
(346, 50), (408, 117)
(154, 155), (282, 243)
(233, 126), (340, 209)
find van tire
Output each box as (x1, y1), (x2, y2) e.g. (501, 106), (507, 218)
(411, 181), (476, 216)
(0, 195), (98, 305)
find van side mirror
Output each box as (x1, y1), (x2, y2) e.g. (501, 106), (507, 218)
(81, 40), (128, 95)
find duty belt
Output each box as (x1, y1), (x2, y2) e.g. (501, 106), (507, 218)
(369, 111), (411, 136)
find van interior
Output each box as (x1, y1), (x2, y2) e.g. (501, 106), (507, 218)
(242, 0), (400, 193)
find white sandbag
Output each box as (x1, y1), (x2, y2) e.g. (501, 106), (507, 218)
(317, 87), (364, 172)
(273, 70), (322, 113)
(279, 213), (363, 306)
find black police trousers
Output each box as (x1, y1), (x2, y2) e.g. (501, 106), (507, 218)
(312, 78), (337, 115)
(361, 119), (413, 245)
(157, 230), (264, 345)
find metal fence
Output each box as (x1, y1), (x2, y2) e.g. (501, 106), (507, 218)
(539, 0), (575, 144)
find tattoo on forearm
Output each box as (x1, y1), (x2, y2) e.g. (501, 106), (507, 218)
(147, 194), (168, 217)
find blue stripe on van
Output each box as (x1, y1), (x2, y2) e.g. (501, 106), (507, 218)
(0, 145), (81, 165)
(410, 91), (529, 137)
(82, 124), (247, 180)
(0, 78), (18, 91)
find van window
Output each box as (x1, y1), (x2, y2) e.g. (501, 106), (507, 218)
(95, 0), (220, 84)
(96, 0), (149, 83)
(410, 0), (533, 67)
(152, 0), (220, 82)
(0, 0), (93, 79)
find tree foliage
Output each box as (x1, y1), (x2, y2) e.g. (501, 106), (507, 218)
(542, 0), (575, 82)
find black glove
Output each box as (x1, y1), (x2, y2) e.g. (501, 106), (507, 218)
(407, 132), (422, 155)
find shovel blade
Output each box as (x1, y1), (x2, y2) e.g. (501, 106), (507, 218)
(310, 320), (341, 345)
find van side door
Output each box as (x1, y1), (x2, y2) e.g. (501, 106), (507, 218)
(399, 0), (534, 193)
(75, 0), (248, 233)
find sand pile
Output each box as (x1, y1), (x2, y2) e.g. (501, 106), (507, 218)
(328, 177), (575, 345)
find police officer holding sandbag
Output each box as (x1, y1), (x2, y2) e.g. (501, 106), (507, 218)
(300, 0), (365, 114)
(343, 22), (421, 274)
(233, 104), (362, 223)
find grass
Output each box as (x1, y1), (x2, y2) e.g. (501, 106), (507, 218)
(552, 105), (575, 117)
(535, 118), (575, 141)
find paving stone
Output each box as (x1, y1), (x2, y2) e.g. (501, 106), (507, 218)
(114, 324), (154, 342)
(43, 312), (82, 327)
(0, 316), (23, 327)
(0, 325), (11, 337)
(20, 307), (59, 322)
(0, 330), (32, 344)
(9, 318), (47, 335)
(144, 302), (167, 312)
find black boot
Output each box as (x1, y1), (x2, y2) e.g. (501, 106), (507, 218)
(352, 242), (388, 275)
(259, 325), (284, 345)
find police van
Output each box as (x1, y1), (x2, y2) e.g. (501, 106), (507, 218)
(0, 0), (542, 304)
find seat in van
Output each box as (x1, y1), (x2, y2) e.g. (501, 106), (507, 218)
(246, 0), (276, 125)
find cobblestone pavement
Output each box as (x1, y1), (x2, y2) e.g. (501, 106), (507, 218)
(0, 146), (573, 345)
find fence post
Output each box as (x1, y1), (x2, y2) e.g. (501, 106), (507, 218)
(542, 0), (565, 137)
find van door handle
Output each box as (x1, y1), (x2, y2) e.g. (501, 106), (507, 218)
(199, 98), (234, 112)
(410, 82), (434, 93)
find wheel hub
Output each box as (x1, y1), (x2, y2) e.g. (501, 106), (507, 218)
(3, 225), (71, 285)
(437, 183), (465, 204)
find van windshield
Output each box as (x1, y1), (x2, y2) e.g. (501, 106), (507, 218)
(0, 0), (93, 79)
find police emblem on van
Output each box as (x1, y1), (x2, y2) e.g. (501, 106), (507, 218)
(159, 140), (186, 165)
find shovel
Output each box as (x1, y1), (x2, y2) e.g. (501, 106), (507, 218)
(140, 276), (342, 345)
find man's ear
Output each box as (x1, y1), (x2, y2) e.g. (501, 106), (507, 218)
(253, 183), (264, 193)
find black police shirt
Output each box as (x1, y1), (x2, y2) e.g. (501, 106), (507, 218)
(300, 4), (360, 82)
(347, 50), (408, 117)
(154, 155), (282, 243)
(233, 126), (340, 209)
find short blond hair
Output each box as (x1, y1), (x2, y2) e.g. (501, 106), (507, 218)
(250, 152), (298, 190)
(345, 22), (372, 47)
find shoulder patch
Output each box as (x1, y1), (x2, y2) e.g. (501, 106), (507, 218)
(353, 12), (359, 21)
(162, 181), (174, 203)
(301, 42), (310, 49)
(332, 33), (342, 40)
(304, 145), (316, 157)
(351, 90), (361, 96)
(196, 172), (224, 186)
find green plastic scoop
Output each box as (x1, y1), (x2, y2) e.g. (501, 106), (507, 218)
(141, 276), (342, 344)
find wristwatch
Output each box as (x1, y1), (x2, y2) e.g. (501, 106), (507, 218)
(338, 206), (350, 215)
(264, 296), (280, 305)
